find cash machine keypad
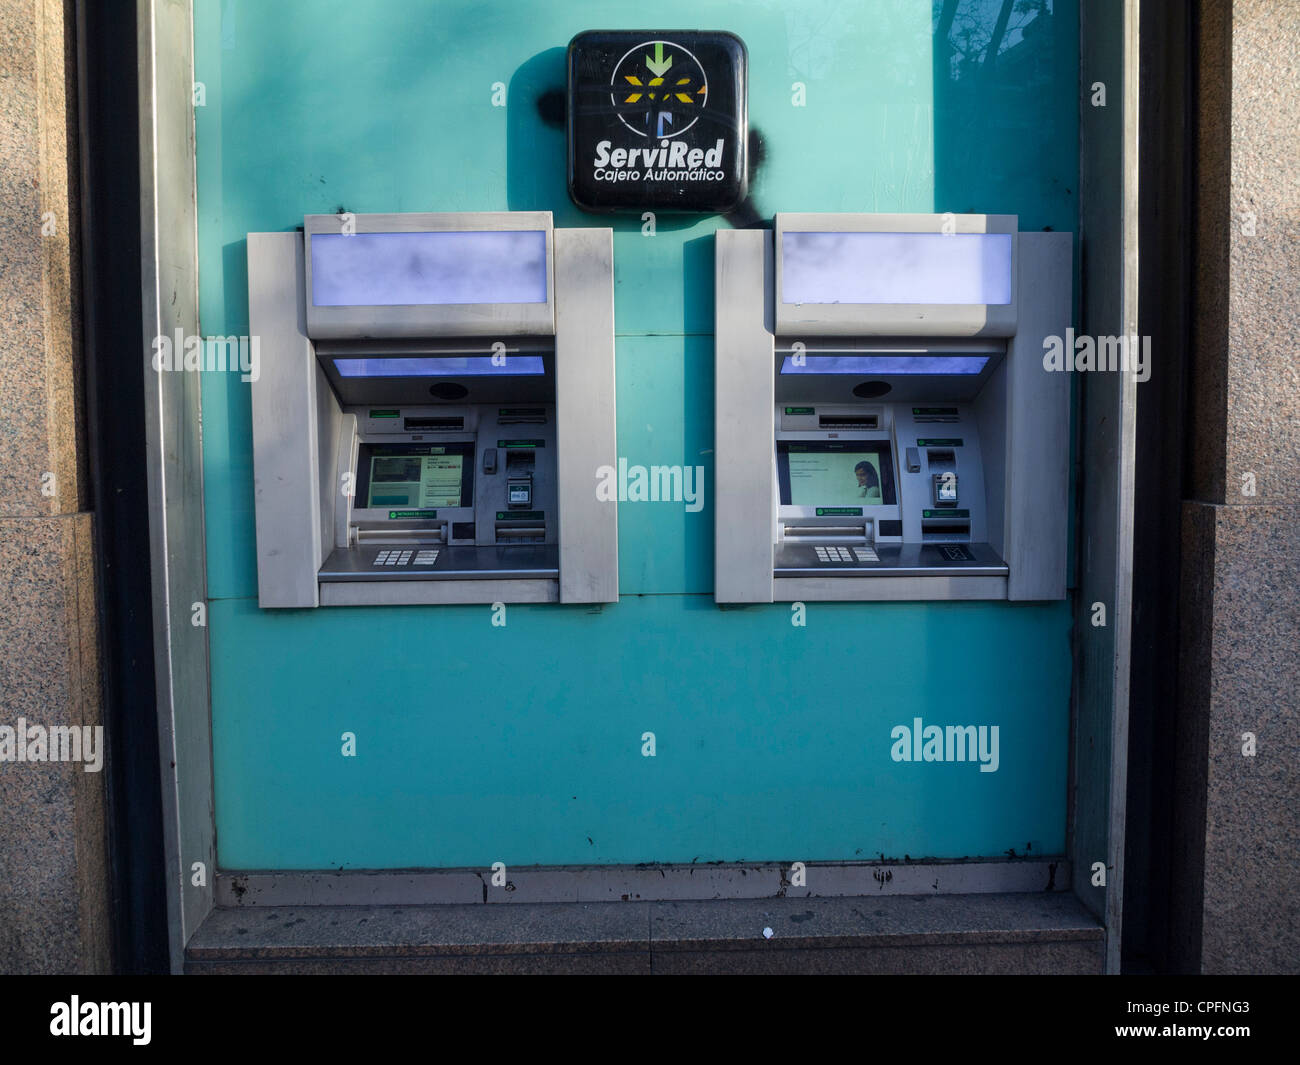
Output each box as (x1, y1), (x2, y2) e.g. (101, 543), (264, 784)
(812, 545), (879, 564)
(372, 549), (439, 568)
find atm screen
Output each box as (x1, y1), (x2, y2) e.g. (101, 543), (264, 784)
(777, 441), (897, 507)
(356, 442), (474, 509)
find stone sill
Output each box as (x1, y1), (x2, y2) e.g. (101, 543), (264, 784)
(185, 892), (1104, 974)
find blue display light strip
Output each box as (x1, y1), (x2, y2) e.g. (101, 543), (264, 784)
(779, 355), (990, 375)
(333, 356), (546, 378)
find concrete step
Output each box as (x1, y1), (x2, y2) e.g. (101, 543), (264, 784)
(185, 892), (1104, 974)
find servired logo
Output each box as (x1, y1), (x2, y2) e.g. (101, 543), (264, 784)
(567, 30), (748, 213)
(610, 39), (708, 139)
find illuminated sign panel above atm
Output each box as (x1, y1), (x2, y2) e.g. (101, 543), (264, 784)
(310, 231), (548, 306)
(303, 212), (555, 339)
(780, 232), (1013, 305)
(774, 214), (1019, 338)
(567, 31), (748, 213)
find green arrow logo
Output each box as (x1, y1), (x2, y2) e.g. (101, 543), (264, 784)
(645, 41), (673, 77)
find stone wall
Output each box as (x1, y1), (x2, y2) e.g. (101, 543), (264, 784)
(1177, 0), (1300, 975)
(0, 0), (110, 974)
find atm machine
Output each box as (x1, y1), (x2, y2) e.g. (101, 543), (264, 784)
(714, 213), (1071, 602)
(248, 212), (617, 607)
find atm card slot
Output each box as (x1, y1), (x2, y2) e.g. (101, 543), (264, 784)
(818, 414), (879, 429)
(497, 408), (547, 425)
(403, 416), (464, 431)
(920, 519), (971, 542)
(495, 522), (545, 544)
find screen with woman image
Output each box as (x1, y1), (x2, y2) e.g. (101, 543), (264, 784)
(777, 441), (896, 506)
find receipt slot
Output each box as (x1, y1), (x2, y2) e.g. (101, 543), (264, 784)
(715, 213), (1071, 603)
(248, 212), (617, 607)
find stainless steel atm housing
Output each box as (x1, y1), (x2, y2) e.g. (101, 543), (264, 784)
(714, 212), (1073, 603)
(248, 212), (618, 607)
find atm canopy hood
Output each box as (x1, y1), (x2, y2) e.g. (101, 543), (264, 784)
(774, 212), (1019, 338)
(303, 212), (556, 340)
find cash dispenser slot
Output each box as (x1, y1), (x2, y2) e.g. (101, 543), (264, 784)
(356, 522), (447, 546)
(403, 416), (464, 431)
(819, 413), (879, 430)
(913, 408), (960, 424)
(497, 407), (547, 425)
(782, 523), (872, 542)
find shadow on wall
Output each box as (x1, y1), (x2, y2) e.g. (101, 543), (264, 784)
(507, 48), (574, 219)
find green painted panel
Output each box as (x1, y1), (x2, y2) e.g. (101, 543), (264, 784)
(616, 336), (715, 594)
(211, 594), (1070, 869)
(194, 0), (1080, 868)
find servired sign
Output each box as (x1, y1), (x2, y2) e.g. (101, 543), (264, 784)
(567, 30), (748, 213)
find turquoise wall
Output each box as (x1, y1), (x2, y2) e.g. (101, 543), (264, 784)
(195, 0), (1079, 869)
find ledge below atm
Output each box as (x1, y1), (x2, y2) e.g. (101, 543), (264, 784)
(774, 541), (1009, 579)
(320, 544), (559, 581)
(316, 544), (561, 604)
(184, 893), (1103, 974)
(772, 543), (1011, 601)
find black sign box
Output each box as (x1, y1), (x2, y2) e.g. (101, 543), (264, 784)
(567, 30), (748, 213)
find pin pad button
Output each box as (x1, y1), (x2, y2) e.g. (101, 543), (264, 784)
(812, 546), (859, 563)
(371, 549), (439, 568)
